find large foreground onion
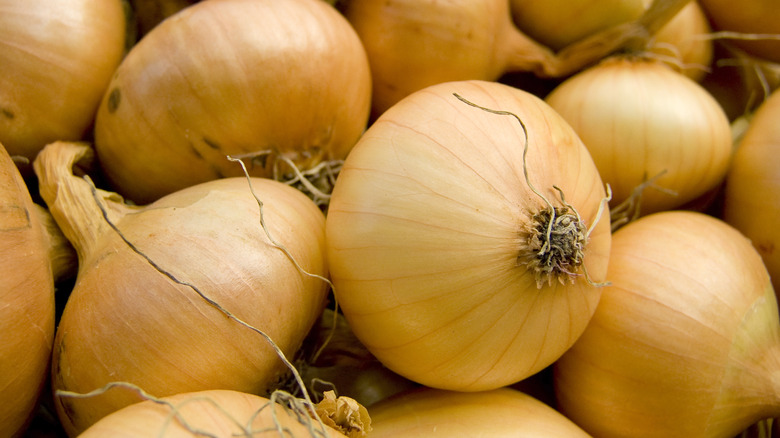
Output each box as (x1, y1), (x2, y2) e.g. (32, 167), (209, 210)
(79, 388), (350, 437)
(723, 89), (780, 297)
(0, 142), (55, 437)
(0, 0), (126, 161)
(545, 56), (732, 215)
(554, 211), (780, 437)
(367, 387), (592, 437)
(34, 141), (329, 436)
(326, 80), (611, 391)
(94, 0), (371, 204)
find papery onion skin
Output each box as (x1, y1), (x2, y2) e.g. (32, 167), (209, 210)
(35, 142), (329, 436)
(367, 387), (592, 437)
(545, 56), (732, 215)
(326, 80), (611, 391)
(0, 143), (55, 437)
(79, 389), (348, 437)
(723, 89), (780, 298)
(0, 0), (126, 161)
(94, 0), (371, 204)
(554, 211), (780, 438)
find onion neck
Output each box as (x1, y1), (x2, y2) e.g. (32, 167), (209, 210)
(33, 141), (138, 265)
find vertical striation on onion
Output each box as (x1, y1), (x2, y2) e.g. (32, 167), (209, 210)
(0, 142), (55, 437)
(554, 211), (780, 438)
(94, 0), (372, 204)
(326, 80), (611, 391)
(34, 141), (330, 436)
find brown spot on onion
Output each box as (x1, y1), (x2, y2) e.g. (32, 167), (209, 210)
(106, 87), (121, 114)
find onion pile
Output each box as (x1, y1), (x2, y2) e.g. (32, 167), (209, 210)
(326, 80), (611, 391)
(94, 0), (371, 204)
(34, 141), (330, 435)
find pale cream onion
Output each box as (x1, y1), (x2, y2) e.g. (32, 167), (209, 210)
(326, 80), (611, 391)
(545, 56), (732, 216)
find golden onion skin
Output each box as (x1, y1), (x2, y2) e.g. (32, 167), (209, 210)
(326, 80), (611, 391)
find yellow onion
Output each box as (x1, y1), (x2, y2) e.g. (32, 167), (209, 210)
(723, 88), (780, 298)
(698, 0), (780, 63)
(34, 141), (329, 435)
(326, 80), (611, 391)
(510, 0), (650, 51)
(0, 0), (126, 161)
(342, 0), (557, 118)
(94, 0), (371, 204)
(0, 142), (56, 437)
(545, 56), (732, 216)
(649, 1), (714, 81)
(554, 211), (780, 437)
(367, 387), (592, 437)
(78, 388), (350, 437)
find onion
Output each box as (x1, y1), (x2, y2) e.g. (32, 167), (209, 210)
(33, 141), (330, 435)
(325, 80), (611, 391)
(510, 0), (650, 51)
(94, 0), (371, 204)
(698, 0), (780, 63)
(342, 0), (557, 117)
(0, 143), (56, 437)
(78, 387), (350, 437)
(545, 56), (732, 216)
(554, 210), (780, 437)
(0, 0), (126, 161)
(129, 0), (199, 37)
(649, 0), (714, 81)
(366, 387), (592, 437)
(723, 88), (780, 298)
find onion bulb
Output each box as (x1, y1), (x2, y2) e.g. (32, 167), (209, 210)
(366, 387), (592, 437)
(326, 80), (611, 391)
(554, 211), (780, 437)
(94, 0), (371, 204)
(545, 56), (732, 216)
(649, 1), (714, 81)
(510, 0), (650, 51)
(34, 141), (330, 435)
(78, 388), (350, 437)
(0, 0), (126, 161)
(0, 142), (55, 437)
(698, 0), (780, 63)
(342, 0), (557, 118)
(723, 88), (780, 298)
